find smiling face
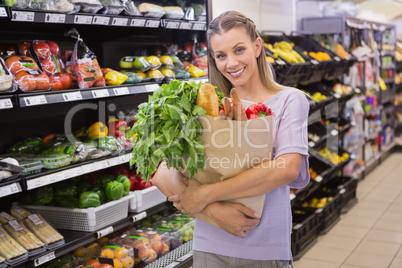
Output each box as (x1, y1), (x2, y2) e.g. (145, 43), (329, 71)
(211, 27), (262, 91)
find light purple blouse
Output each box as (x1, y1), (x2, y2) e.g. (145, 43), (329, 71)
(193, 87), (310, 261)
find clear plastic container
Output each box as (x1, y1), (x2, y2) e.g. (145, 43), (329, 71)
(19, 160), (42, 176)
(99, 0), (124, 15)
(29, 154), (71, 170)
(0, 57), (16, 93)
(138, 3), (165, 18)
(71, 0), (103, 13)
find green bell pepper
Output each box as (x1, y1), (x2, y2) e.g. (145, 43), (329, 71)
(58, 199), (79, 208)
(105, 181), (124, 201)
(97, 174), (115, 189)
(116, 174), (131, 196)
(79, 191), (101, 208)
(33, 186), (54, 205)
(77, 180), (94, 195)
(92, 186), (106, 204)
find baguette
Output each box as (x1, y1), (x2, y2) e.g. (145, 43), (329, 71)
(196, 83), (220, 117)
(10, 206), (31, 220)
(0, 212), (14, 224)
(4, 220), (44, 250)
(24, 214), (63, 244)
(223, 97), (232, 117)
(230, 88), (247, 121)
(0, 226), (27, 260)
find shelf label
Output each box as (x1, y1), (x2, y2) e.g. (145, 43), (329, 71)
(74, 15), (92, 24)
(315, 176), (323, 182)
(132, 211), (147, 222)
(339, 188), (346, 194)
(145, 84), (159, 92)
(192, 23), (205, 31)
(112, 17), (128, 26)
(92, 89), (110, 98)
(45, 13), (66, 23)
(177, 252), (193, 262)
(166, 21), (180, 29)
(113, 87), (130, 96)
(308, 141), (315, 148)
(93, 16), (110, 25)
(330, 129), (339, 136)
(0, 7), (7, 17)
(311, 59), (319, 65)
(94, 160), (109, 170)
(97, 226), (114, 238)
(293, 223), (303, 230)
(0, 183), (21, 197)
(145, 19), (160, 28)
(27, 178), (43, 190)
(23, 95), (47, 106)
(179, 22), (192, 30)
(62, 91), (83, 102)
(315, 208), (323, 213)
(107, 157), (118, 166)
(334, 93), (341, 99)
(131, 18), (146, 27)
(290, 193), (296, 200)
(0, 98), (13, 109)
(276, 60), (286, 65)
(34, 251), (55, 267)
(334, 56), (341, 62)
(11, 11), (34, 21)
(28, 214), (44, 225)
(0, 212), (13, 221)
(9, 220), (23, 231)
(81, 163), (96, 174)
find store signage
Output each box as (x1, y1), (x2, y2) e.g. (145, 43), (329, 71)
(192, 23), (205, 31)
(34, 251), (55, 267)
(145, 84), (159, 92)
(62, 91), (83, 102)
(92, 89), (110, 98)
(93, 16), (110, 25)
(11, 11), (34, 21)
(44, 13), (66, 23)
(0, 7), (7, 17)
(74, 15), (92, 24)
(0, 98), (13, 109)
(145, 19), (160, 28)
(97, 226), (114, 238)
(179, 22), (192, 30)
(131, 18), (146, 27)
(0, 183), (21, 197)
(81, 163), (96, 174)
(23, 95), (47, 106)
(113, 87), (130, 96)
(112, 17), (128, 26)
(166, 21), (180, 29)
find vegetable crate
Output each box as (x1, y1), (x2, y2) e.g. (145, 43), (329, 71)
(22, 195), (132, 232)
(314, 191), (342, 235)
(291, 207), (320, 261)
(129, 186), (167, 212)
(324, 176), (358, 214)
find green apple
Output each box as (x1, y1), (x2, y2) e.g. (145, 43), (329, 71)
(120, 56), (134, 69)
(133, 56), (151, 71)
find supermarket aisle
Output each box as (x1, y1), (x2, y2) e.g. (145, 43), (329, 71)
(294, 153), (402, 268)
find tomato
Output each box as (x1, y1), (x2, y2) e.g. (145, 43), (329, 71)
(5, 56), (23, 75)
(99, 264), (113, 268)
(87, 260), (101, 268)
(61, 50), (72, 64)
(21, 57), (39, 71)
(59, 72), (72, 89)
(41, 58), (56, 75)
(33, 41), (51, 59)
(35, 73), (50, 90)
(49, 75), (63, 91)
(15, 71), (36, 91)
(19, 42), (31, 57)
(47, 41), (60, 56)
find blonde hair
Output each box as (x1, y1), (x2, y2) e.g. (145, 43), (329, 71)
(207, 11), (285, 96)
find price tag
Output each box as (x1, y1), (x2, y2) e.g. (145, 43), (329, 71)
(315, 208), (323, 213)
(0, 7), (7, 17)
(9, 220), (23, 231)
(44, 13), (66, 23)
(0, 212), (14, 221)
(62, 91), (83, 102)
(293, 223), (303, 230)
(166, 21), (180, 29)
(125, 153), (132, 161)
(81, 163), (96, 174)
(107, 157), (118, 166)
(193, 23), (205, 31)
(339, 188), (346, 194)
(132, 211), (147, 222)
(94, 160), (109, 170)
(311, 59), (319, 65)
(165, 262), (180, 268)
(177, 252), (193, 261)
(315, 176), (323, 182)
(290, 193), (296, 200)
(74, 15), (92, 24)
(179, 22), (192, 30)
(334, 56), (341, 62)
(27, 178), (43, 190)
(64, 169), (71, 179)
(23, 95), (47, 106)
(145, 84), (159, 92)
(34, 251), (55, 267)
(308, 141), (315, 148)
(28, 214), (44, 225)
(334, 93), (341, 99)
(331, 129), (339, 136)
(0, 98), (13, 109)
(145, 19), (160, 28)
(131, 18), (146, 27)
(49, 174), (57, 184)
(113, 87), (130, 96)
(97, 226), (114, 238)
(93, 16), (110, 25)
(11, 11), (34, 21)
(112, 17), (128, 26)
(276, 60), (286, 65)
(92, 89), (110, 98)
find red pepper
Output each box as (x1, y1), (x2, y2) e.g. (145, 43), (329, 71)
(108, 120), (129, 138)
(245, 103), (273, 119)
(220, 102), (233, 111)
(112, 165), (129, 178)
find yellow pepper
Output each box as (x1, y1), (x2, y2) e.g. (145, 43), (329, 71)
(88, 122), (108, 138)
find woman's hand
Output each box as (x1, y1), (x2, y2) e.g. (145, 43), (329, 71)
(168, 179), (210, 215)
(205, 202), (260, 238)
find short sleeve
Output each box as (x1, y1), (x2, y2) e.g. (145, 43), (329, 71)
(274, 90), (310, 189)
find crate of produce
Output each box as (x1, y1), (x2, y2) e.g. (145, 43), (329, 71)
(261, 31), (313, 86)
(130, 186), (167, 212)
(291, 207), (320, 260)
(22, 195), (132, 232)
(324, 176), (358, 213)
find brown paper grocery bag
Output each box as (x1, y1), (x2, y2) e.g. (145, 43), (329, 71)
(181, 114), (275, 227)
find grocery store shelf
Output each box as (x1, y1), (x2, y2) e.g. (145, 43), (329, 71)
(381, 50), (395, 56)
(143, 241), (193, 268)
(383, 78), (395, 84)
(0, 94), (16, 110)
(381, 65), (396, 70)
(365, 129), (381, 142)
(0, 178), (23, 198)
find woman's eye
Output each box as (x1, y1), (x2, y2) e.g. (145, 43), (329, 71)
(235, 47), (244, 53)
(216, 54), (226, 60)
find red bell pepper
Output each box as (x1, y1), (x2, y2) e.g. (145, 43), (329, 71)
(245, 103), (273, 119)
(112, 165), (129, 178)
(109, 120), (129, 138)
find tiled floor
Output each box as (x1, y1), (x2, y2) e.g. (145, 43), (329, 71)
(294, 153), (402, 268)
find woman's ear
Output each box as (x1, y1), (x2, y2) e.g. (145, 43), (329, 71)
(255, 37), (262, 58)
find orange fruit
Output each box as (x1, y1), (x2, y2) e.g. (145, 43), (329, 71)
(113, 259), (123, 268)
(122, 256), (134, 268)
(100, 248), (114, 259)
(114, 247), (128, 259)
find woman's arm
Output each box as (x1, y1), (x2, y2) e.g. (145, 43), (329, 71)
(170, 153), (302, 215)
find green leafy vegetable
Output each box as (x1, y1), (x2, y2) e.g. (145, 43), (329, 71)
(127, 80), (207, 181)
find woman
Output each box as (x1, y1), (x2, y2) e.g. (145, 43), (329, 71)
(153, 11), (309, 268)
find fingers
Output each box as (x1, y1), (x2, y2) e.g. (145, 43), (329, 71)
(235, 204), (259, 219)
(168, 194), (180, 202)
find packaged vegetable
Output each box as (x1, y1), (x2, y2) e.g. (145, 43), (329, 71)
(120, 0), (141, 16)
(96, 136), (124, 154)
(0, 57), (15, 93)
(146, 69), (164, 82)
(71, 0), (103, 13)
(159, 55), (174, 69)
(9, 137), (44, 155)
(123, 72), (143, 84)
(147, 55), (161, 70)
(173, 68), (190, 79)
(138, 3), (165, 18)
(30, 154), (72, 170)
(102, 68), (128, 86)
(163, 6), (184, 20)
(0, 212), (14, 224)
(99, 0), (124, 15)
(42, 0), (80, 13)
(160, 68), (175, 79)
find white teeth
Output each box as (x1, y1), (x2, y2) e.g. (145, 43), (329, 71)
(230, 67), (244, 76)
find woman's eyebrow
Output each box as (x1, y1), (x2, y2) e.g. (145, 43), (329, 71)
(214, 42), (246, 54)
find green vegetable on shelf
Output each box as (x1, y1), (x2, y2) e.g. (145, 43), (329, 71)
(79, 191), (101, 208)
(97, 174), (115, 189)
(77, 180), (95, 195)
(54, 181), (78, 204)
(33, 186), (54, 206)
(116, 174), (131, 196)
(105, 180), (124, 201)
(9, 137), (44, 154)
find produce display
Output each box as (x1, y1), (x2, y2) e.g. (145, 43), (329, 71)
(318, 148), (349, 165)
(264, 41), (306, 64)
(0, 57), (14, 92)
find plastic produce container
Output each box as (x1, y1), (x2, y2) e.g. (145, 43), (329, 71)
(19, 160), (42, 176)
(28, 154), (71, 170)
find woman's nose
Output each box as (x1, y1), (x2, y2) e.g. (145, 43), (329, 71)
(226, 55), (238, 69)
